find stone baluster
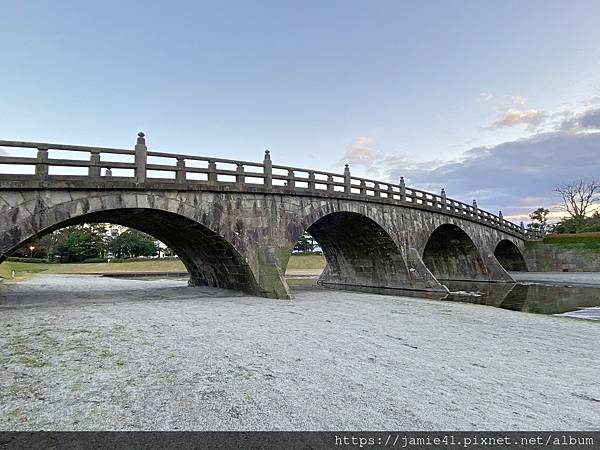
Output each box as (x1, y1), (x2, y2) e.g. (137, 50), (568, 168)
(344, 164), (351, 194)
(472, 199), (478, 218)
(236, 163), (245, 187)
(440, 188), (447, 208)
(287, 169), (295, 189)
(498, 210), (504, 226)
(134, 132), (147, 183)
(308, 171), (316, 191)
(35, 146), (49, 179)
(263, 150), (272, 189)
(176, 157), (186, 183)
(399, 177), (406, 200)
(89, 150), (101, 179)
(359, 180), (366, 196)
(373, 182), (380, 197)
(207, 160), (217, 185)
(327, 175), (334, 192)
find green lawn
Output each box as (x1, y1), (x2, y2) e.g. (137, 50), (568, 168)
(532, 232), (600, 250)
(286, 254), (326, 270)
(0, 254), (327, 281)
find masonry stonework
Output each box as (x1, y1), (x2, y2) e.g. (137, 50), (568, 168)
(0, 188), (528, 298)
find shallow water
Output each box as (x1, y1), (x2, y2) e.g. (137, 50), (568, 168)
(286, 275), (600, 321)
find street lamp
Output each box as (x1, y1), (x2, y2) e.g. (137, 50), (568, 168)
(29, 245), (35, 258)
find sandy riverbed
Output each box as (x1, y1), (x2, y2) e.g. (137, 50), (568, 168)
(0, 274), (599, 430)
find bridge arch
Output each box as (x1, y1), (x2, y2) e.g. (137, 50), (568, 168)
(422, 223), (489, 281)
(292, 210), (412, 290)
(494, 239), (528, 272)
(0, 196), (260, 294)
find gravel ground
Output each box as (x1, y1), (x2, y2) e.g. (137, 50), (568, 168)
(0, 274), (599, 431)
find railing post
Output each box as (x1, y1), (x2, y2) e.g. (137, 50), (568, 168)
(498, 210), (504, 226)
(440, 188), (447, 208)
(373, 182), (380, 197)
(399, 176), (405, 200)
(208, 160), (217, 185)
(236, 163), (245, 187)
(344, 164), (351, 194)
(308, 171), (316, 191)
(89, 150), (101, 179)
(263, 150), (272, 189)
(176, 157), (186, 183)
(35, 146), (49, 179)
(287, 169), (295, 190)
(359, 180), (366, 196)
(387, 184), (394, 199)
(134, 131), (147, 183)
(472, 199), (478, 218)
(327, 175), (334, 192)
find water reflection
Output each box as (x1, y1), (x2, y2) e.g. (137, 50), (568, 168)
(443, 280), (600, 319)
(286, 276), (600, 321)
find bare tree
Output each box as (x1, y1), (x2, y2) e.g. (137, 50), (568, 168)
(555, 179), (600, 221)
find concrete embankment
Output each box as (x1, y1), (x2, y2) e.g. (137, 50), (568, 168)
(525, 236), (600, 272)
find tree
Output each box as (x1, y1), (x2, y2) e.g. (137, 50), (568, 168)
(108, 229), (158, 259)
(293, 232), (316, 253)
(50, 225), (107, 262)
(555, 179), (600, 222)
(527, 207), (550, 234)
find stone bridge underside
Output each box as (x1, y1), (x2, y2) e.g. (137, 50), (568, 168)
(0, 189), (528, 299)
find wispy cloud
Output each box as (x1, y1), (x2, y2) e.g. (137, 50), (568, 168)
(479, 93), (547, 132)
(338, 136), (386, 177)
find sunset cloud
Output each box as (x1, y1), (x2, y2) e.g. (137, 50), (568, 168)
(489, 108), (546, 131)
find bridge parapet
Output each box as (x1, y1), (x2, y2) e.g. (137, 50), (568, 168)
(0, 134), (542, 240)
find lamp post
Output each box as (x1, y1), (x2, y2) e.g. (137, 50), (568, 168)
(29, 245), (35, 258)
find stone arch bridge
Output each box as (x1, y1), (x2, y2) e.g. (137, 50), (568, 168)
(0, 133), (540, 299)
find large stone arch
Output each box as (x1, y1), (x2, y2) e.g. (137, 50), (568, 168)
(422, 223), (490, 281)
(494, 239), (528, 272)
(0, 193), (261, 295)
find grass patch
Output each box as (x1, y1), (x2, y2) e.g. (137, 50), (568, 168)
(1, 255), (326, 280)
(0, 258), (187, 281)
(99, 349), (114, 358)
(0, 261), (50, 281)
(19, 356), (49, 368)
(286, 254), (326, 270)
(6, 408), (29, 423)
(541, 232), (600, 250)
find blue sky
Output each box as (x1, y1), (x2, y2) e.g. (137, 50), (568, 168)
(1, 0), (600, 220)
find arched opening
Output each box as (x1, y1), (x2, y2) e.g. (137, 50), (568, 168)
(298, 212), (411, 289)
(422, 224), (489, 281)
(2, 208), (259, 294)
(494, 239), (528, 272)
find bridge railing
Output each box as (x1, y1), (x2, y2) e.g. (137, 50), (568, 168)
(0, 133), (543, 240)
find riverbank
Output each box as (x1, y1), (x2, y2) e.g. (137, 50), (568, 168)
(0, 274), (598, 430)
(0, 255), (328, 282)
